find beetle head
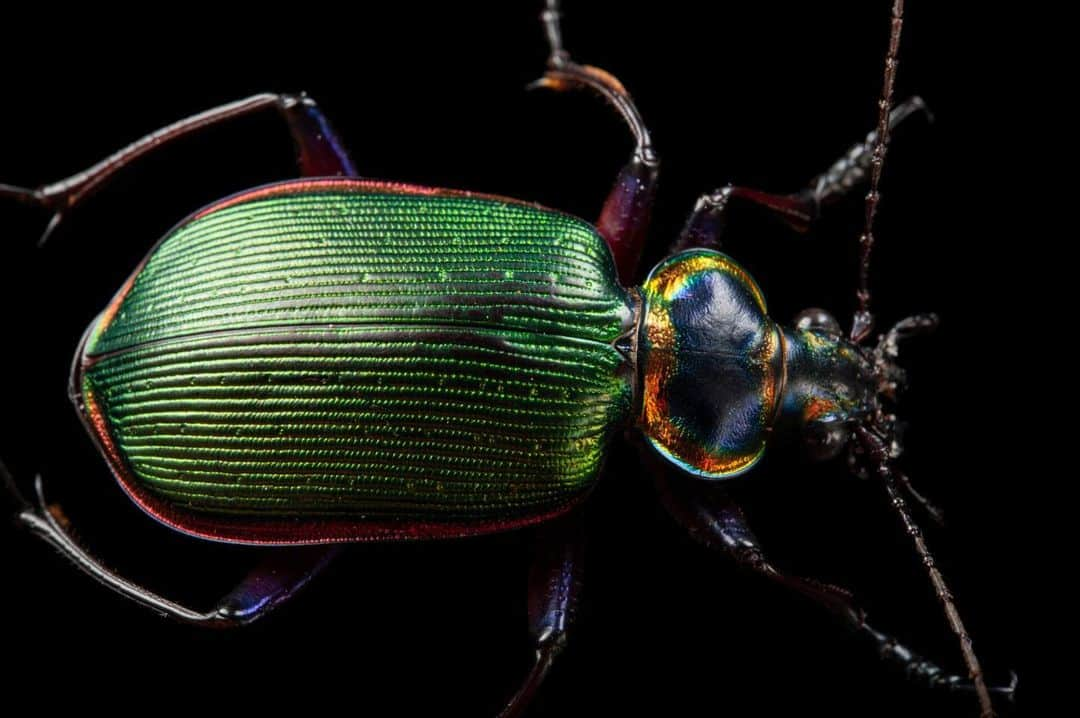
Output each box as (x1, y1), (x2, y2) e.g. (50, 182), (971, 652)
(778, 312), (878, 461)
(778, 310), (938, 464)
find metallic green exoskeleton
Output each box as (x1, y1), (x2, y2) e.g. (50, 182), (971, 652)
(2, 5), (1010, 716)
(74, 180), (637, 542)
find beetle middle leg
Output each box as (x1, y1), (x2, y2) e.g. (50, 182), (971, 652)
(652, 467), (1017, 703)
(0, 92), (357, 245)
(498, 508), (584, 718)
(674, 97), (931, 252)
(2, 461), (340, 628)
(534, 0), (659, 283)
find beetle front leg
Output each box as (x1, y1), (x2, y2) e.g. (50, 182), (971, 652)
(0, 92), (357, 245)
(4, 463), (339, 628)
(534, 0), (659, 283)
(674, 96), (930, 252)
(498, 509), (584, 718)
(652, 467), (1017, 704)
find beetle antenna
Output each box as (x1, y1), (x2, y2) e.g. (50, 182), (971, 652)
(855, 426), (997, 717)
(0, 182), (65, 247)
(851, 0), (905, 344)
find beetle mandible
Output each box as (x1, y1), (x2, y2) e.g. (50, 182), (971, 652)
(1, 2), (1015, 716)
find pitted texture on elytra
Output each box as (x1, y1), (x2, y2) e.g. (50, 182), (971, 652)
(82, 188), (632, 525)
(89, 192), (625, 354)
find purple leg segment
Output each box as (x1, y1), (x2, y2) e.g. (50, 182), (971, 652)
(673, 185), (819, 255)
(596, 155), (659, 283)
(652, 465), (1016, 702)
(0, 92), (357, 245)
(281, 94), (358, 177)
(535, 0), (659, 284)
(214, 546), (342, 625)
(499, 509), (584, 718)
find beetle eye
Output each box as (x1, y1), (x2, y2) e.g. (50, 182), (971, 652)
(803, 421), (850, 461)
(794, 308), (842, 336)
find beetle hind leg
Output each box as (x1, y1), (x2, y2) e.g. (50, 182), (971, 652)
(497, 509), (584, 718)
(4, 462), (339, 628)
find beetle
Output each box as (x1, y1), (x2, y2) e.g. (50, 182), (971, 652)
(0, 1), (1010, 716)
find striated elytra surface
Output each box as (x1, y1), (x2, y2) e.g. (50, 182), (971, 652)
(74, 180), (635, 544)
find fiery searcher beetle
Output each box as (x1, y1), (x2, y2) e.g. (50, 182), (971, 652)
(0, 1), (1015, 716)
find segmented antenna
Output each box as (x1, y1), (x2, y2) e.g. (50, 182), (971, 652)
(856, 427), (996, 717)
(851, 0), (905, 344)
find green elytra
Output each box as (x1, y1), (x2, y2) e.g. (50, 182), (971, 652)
(79, 185), (636, 530)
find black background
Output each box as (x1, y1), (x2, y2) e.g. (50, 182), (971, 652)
(1, 3), (1032, 717)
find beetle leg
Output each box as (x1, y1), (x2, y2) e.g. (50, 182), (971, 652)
(498, 508), (584, 718)
(673, 96), (931, 252)
(652, 467), (1017, 703)
(205, 544), (342, 626)
(4, 462), (339, 628)
(0, 92), (356, 246)
(534, 0), (659, 283)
